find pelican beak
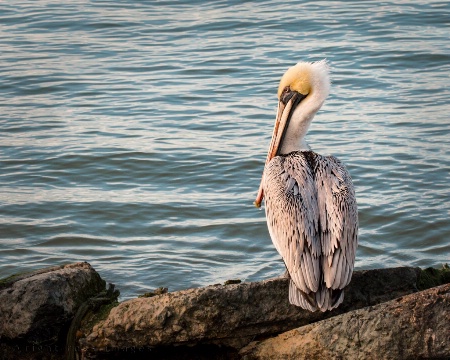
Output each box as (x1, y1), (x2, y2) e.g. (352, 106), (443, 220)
(254, 92), (305, 208)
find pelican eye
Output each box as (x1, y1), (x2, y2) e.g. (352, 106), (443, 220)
(280, 86), (293, 104)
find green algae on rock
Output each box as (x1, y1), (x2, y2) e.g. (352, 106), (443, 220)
(417, 264), (450, 290)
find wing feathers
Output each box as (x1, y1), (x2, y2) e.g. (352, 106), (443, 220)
(263, 151), (358, 311)
(289, 279), (317, 312)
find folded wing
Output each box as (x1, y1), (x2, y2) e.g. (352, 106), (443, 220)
(263, 151), (358, 311)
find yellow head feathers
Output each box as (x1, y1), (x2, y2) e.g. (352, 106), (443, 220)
(277, 60), (329, 99)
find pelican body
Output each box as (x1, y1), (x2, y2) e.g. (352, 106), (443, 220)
(255, 60), (358, 312)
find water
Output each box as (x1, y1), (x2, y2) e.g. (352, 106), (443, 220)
(1, 1), (449, 299)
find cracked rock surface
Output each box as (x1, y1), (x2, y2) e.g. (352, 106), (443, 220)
(240, 283), (450, 360)
(0, 262), (105, 344)
(81, 267), (421, 356)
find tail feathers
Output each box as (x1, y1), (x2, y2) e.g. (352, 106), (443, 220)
(289, 280), (344, 312)
(289, 280), (318, 311)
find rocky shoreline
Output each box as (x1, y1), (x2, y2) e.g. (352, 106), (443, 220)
(0, 262), (449, 359)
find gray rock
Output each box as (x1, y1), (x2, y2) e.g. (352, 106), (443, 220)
(0, 262), (105, 345)
(80, 267), (421, 357)
(240, 283), (450, 360)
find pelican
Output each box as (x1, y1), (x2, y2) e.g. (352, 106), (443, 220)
(255, 60), (358, 312)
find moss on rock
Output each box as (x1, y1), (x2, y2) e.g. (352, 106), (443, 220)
(417, 264), (450, 290)
(138, 287), (168, 298)
(80, 300), (120, 336)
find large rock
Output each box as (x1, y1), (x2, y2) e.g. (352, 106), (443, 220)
(240, 283), (450, 360)
(80, 267), (421, 358)
(0, 262), (106, 345)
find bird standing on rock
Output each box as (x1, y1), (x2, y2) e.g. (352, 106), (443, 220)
(255, 60), (358, 312)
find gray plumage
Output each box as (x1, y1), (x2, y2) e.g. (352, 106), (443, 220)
(263, 150), (358, 312)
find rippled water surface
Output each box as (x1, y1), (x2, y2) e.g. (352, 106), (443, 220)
(1, 0), (449, 299)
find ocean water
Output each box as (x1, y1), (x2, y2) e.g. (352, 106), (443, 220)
(1, 0), (449, 299)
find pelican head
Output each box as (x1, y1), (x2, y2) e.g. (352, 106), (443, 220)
(255, 60), (330, 208)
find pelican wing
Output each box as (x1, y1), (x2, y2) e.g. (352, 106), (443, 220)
(263, 151), (358, 297)
(315, 154), (358, 290)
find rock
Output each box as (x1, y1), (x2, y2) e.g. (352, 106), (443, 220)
(138, 287), (168, 298)
(417, 264), (450, 290)
(1, 262), (446, 359)
(239, 283), (450, 360)
(0, 262), (106, 345)
(80, 267), (422, 358)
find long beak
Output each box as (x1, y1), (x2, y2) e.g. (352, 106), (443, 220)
(254, 94), (298, 208)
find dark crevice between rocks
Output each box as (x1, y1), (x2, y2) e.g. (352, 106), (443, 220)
(66, 283), (120, 360)
(0, 342), (64, 360)
(84, 344), (240, 360)
(0, 328), (69, 360)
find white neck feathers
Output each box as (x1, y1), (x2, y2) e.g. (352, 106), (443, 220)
(280, 60), (330, 154)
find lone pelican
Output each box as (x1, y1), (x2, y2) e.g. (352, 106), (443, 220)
(255, 60), (358, 312)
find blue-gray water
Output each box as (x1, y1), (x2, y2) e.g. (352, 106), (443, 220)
(1, 1), (449, 299)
